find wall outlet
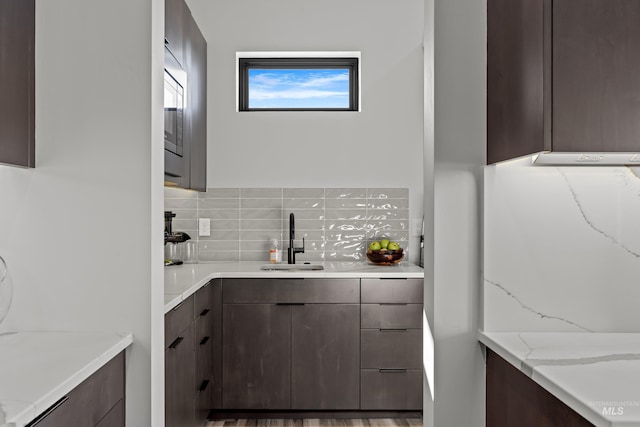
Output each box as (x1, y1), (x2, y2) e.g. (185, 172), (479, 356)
(198, 218), (210, 236)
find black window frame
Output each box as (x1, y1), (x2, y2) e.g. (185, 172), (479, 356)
(238, 57), (359, 112)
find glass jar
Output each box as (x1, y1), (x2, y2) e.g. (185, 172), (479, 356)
(0, 256), (14, 326)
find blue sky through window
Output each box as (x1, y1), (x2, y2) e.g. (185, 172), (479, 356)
(248, 68), (350, 109)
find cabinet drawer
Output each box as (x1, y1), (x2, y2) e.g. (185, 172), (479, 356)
(194, 280), (213, 320)
(361, 278), (423, 303)
(27, 352), (125, 427)
(361, 329), (422, 369)
(361, 369), (422, 410)
(222, 278), (359, 303)
(361, 304), (423, 329)
(165, 295), (194, 348)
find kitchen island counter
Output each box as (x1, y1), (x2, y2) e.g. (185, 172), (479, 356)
(164, 261), (424, 313)
(0, 331), (133, 427)
(479, 331), (640, 427)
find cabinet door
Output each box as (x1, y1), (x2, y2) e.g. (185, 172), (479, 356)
(185, 11), (207, 192)
(487, 0), (547, 164)
(26, 353), (125, 427)
(164, 0), (185, 66)
(165, 325), (195, 427)
(222, 304), (291, 409)
(291, 304), (360, 410)
(553, 0), (640, 152)
(0, 0), (35, 168)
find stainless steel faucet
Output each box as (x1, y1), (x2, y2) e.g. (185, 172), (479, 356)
(287, 212), (305, 264)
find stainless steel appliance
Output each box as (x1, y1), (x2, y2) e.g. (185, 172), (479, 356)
(164, 47), (187, 179)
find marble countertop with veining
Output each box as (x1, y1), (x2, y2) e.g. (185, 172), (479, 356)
(164, 261), (424, 313)
(0, 331), (133, 427)
(479, 331), (640, 427)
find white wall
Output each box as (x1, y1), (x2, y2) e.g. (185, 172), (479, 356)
(434, 0), (487, 425)
(0, 0), (165, 425)
(186, 0), (425, 259)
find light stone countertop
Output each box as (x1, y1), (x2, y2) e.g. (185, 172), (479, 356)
(479, 331), (640, 427)
(0, 331), (133, 427)
(164, 261), (424, 313)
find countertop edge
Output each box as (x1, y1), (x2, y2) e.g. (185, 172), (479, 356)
(6, 332), (133, 427)
(164, 262), (424, 313)
(478, 331), (619, 427)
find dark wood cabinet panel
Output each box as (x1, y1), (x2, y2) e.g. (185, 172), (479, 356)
(487, 0), (640, 164)
(223, 278), (359, 304)
(164, 0), (185, 66)
(94, 399), (124, 427)
(291, 304), (360, 410)
(166, 325), (195, 427)
(185, 12), (207, 192)
(486, 349), (593, 427)
(165, 297), (194, 347)
(222, 304), (291, 409)
(360, 369), (423, 411)
(552, 0), (640, 152)
(361, 304), (423, 329)
(27, 352), (125, 427)
(361, 329), (422, 369)
(0, 0), (35, 168)
(361, 279), (423, 304)
(487, 0), (547, 164)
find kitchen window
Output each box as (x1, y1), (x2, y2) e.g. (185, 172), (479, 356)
(237, 52), (360, 111)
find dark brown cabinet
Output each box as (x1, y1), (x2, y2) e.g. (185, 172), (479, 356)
(0, 0), (35, 168)
(26, 352), (125, 427)
(165, 297), (195, 427)
(486, 349), (593, 426)
(164, 0), (207, 191)
(221, 278), (360, 411)
(487, 0), (640, 164)
(194, 281), (219, 425)
(360, 278), (423, 410)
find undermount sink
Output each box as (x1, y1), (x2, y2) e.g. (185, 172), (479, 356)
(260, 263), (324, 271)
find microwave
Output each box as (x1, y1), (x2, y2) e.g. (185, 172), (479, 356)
(164, 47), (187, 177)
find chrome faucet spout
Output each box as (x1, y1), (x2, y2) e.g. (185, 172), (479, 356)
(287, 212), (305, 264)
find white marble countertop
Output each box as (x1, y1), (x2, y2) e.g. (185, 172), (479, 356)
(479, 331), (640, 427)
(0, 331), (133, 427)
(164, 261), (424, 313)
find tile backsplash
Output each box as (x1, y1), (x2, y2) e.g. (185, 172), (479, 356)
(165, 187), (409, 262)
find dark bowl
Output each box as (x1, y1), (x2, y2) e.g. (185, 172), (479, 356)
(366, 248), (404, 265)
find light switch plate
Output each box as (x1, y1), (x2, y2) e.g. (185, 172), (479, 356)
(198, 218), (210, 236)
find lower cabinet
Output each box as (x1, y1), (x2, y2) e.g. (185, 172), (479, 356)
(166, 279), (220, 427)
(26, 352), (125, 427)
(221, 278), (360, 410)
(360, 278), (423, 410)
(486, 349), (593, 427)
(165, 297), (196, 427)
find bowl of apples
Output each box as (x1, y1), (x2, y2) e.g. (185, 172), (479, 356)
(366, 239), (404, 265)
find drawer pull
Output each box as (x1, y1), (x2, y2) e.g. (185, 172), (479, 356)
(379, 328), (408, 332)
(28, 395), (70, 426)
(199, 336), (210, 346)
(199, 379), (210, 392)
(168, 336), (184, 349)
(379, 368), (407, 373)
(200, 308), (210, 317)
(379, 303), (408, 306)
(276, 303), (305, 306)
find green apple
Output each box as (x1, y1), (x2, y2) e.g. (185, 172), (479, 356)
(387, 242), (401, 251)
(380, 239), (390, 249)
(369, 241), (381, 251)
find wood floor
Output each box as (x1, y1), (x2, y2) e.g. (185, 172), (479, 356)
(206, 419), (423, 427)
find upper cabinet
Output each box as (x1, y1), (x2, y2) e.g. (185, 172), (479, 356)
(165, 0), (186, 67)
(0, 0), (35, 168)
(164, 0), (207, 191)
(487, 0), (640, 164)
